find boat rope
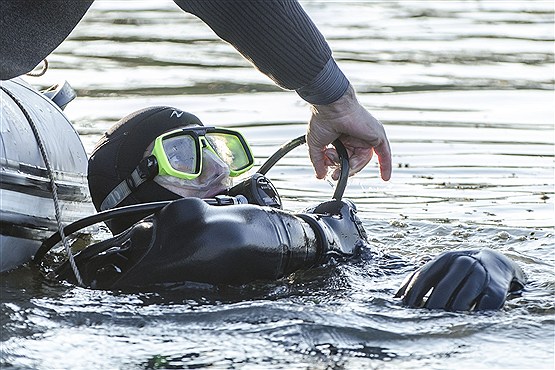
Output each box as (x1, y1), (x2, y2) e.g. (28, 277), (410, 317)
(25, 59), (49, 77)
(1, 85), (84, 286)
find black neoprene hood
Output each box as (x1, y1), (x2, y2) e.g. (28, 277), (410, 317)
(87, 106), (204, 233)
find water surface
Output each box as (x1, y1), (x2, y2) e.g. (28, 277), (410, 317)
(2, 1), (554, 369)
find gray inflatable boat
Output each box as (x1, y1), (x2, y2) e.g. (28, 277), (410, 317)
(0, 78), (94, 272)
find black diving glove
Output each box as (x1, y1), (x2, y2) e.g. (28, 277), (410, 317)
(395, 248), (526, 311)
(297, 199), (368, 260)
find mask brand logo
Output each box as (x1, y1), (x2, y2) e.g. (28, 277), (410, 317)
(170, 110), (184, 118)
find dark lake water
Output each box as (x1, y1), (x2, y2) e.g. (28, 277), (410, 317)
(1, 1), (554, 369)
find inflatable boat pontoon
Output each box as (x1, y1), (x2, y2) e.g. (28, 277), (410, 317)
(0, 78), (94, 272)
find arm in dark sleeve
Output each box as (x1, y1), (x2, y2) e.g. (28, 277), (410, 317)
(58, 198), (322, 288)
(56, 198), (368, 289)
(173, 0), (350, 105)
(0, 0), (93, 80)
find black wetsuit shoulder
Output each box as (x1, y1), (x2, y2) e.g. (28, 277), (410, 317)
(0, 1), (94, 80)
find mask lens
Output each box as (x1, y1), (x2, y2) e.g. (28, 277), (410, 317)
(162, 134), (198, 174)
(205, 132), (252, 173)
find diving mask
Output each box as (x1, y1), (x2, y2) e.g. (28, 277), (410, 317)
(151, 127), (254, 180)
(100, 126), (254, 211)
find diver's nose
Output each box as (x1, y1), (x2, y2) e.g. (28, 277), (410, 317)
(198, 148), (228, 181)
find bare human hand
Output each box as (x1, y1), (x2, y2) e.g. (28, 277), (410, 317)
(307, 85), (392, 181)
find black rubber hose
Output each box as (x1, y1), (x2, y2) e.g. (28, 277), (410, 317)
(33, 201), (171, 264)
(257, 135), (349, 201)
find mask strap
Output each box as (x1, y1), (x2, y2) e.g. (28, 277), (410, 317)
(100, 156), (158, 211)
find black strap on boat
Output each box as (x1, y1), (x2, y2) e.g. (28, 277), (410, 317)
(1, 84), (84, 286)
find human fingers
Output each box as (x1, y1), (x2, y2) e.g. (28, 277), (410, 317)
(447, 262), (488, 311)
(395, 252), (456, 307)
(308, 144), (331, 179)
(330, 147), (373, 180)
(425, 256), (486, 311)
(374, 139), (392, 181)
(307, 123), (338, 179)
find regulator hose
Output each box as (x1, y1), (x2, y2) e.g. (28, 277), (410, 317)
(258, 135), (349, 201)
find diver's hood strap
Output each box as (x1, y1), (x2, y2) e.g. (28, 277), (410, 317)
(100, 156), (158, 211)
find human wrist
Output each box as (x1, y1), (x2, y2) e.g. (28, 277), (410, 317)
(310, 84), (358, 115)
(296, 58), (350, 105)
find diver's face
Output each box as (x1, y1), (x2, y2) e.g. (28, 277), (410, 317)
(145, 124), (232, 198)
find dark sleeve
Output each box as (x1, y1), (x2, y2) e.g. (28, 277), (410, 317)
(173, 0), (350, 105)
(0, 0), (94, 80)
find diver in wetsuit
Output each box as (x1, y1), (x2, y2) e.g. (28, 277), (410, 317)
(57, 106), (367, 289)
(53, 106), (525, 311)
